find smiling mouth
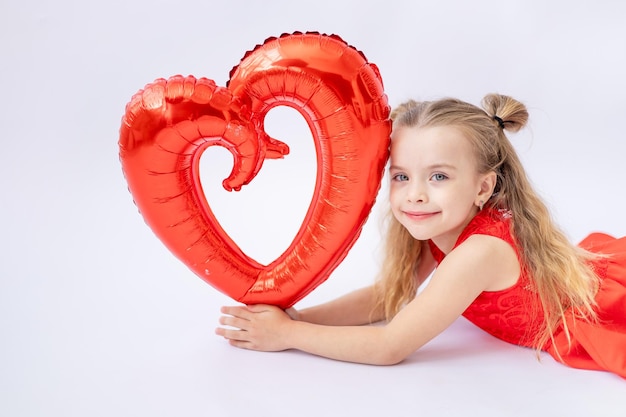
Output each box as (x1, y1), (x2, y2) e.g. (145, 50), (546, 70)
(404, 211), (438, 220)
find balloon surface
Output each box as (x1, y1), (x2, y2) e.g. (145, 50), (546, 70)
(119, 32), (391, 308)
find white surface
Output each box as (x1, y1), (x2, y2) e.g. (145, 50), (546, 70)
(1, 1), (625, 416)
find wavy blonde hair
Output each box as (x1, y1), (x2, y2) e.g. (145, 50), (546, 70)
(374, 94), (600, 353)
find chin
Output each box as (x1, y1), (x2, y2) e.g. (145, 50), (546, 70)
(404, 228), (430, 241)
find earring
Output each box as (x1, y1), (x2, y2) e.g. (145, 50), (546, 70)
(478, 200), (484, 210)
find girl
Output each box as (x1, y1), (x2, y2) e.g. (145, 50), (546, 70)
(215, 94), (626, 378)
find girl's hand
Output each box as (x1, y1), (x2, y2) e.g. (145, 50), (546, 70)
(216, 304), (293, 352)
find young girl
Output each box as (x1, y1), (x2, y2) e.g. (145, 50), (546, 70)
(215, 94), (626, 378)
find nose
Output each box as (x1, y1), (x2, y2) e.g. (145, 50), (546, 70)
(406, 180), (427, 203)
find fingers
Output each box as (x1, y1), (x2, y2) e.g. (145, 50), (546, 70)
(218, 314), (249, 330)
(227, 339), (253, 349)
(215, 327), (258, 351)
(215, 326), (247, 341)
(216, 306), (250, 340)
(216, 305), (258, 345)
(216, 304), (287, 352)
(220, 305), (252, 319)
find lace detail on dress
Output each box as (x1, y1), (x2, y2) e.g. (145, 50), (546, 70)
(463, 278), (542, 346)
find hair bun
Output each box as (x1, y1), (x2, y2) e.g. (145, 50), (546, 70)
(481, 94), (529, 133)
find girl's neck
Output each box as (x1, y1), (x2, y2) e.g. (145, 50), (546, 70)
(431, 208), (482, 254)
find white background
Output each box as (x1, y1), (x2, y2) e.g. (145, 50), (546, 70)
(1, 0), (625, 416)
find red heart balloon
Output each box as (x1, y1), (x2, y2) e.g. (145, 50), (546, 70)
(119, 32), (390, 308)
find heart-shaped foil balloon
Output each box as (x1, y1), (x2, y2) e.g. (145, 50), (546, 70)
(119, 32), (390, 308)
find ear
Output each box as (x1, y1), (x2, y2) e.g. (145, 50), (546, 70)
(475, 171), (497, 207)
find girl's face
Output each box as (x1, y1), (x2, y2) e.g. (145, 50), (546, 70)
(389, 125), (493, 253)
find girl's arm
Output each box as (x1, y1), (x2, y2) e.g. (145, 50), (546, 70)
(216, 234), (518, 365)
(294, 240), (437, 326)
(294, 285), (383, 326)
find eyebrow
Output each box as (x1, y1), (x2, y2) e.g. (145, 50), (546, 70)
(389, 163), (457, 171)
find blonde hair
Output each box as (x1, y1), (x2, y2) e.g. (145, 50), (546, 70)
(374, 94), (600, 353)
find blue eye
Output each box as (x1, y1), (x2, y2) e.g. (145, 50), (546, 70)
(431, 173), (447, 181)
(392, 173), (409, 182)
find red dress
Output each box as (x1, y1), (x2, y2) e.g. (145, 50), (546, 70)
(428, 208), (626, 378)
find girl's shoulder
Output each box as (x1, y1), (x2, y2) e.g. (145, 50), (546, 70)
(427, 208), (522, 293)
